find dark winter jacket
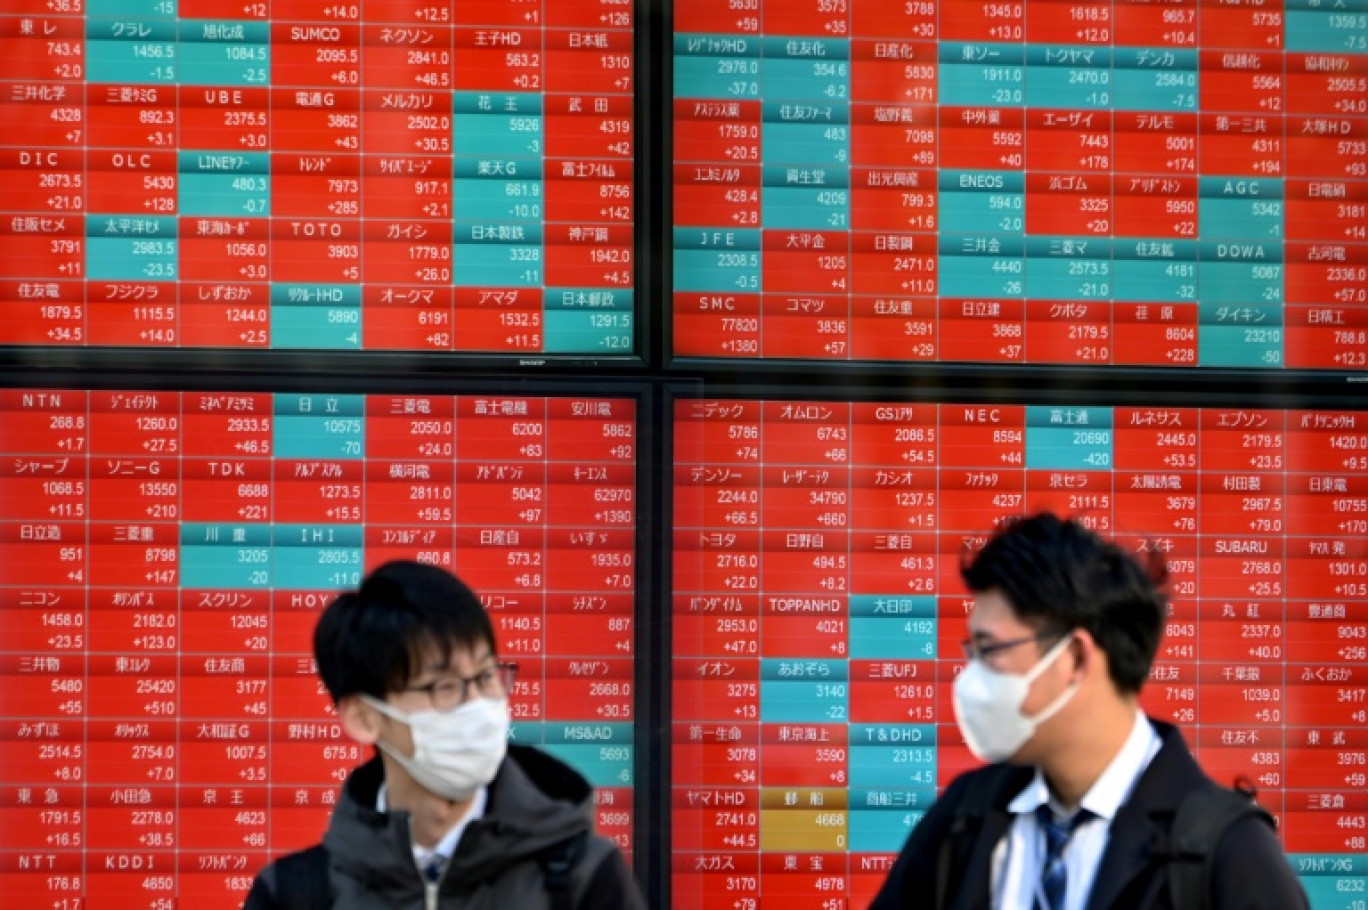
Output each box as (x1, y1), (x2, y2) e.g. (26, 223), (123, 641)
(244, 744), (644, 910)
(868, 719), (1308, 910)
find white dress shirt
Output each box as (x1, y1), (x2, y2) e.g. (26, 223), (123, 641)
(377, 782), (487, 874)
(990, 710), (1162, 910)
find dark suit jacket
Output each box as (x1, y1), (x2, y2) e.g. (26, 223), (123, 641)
(867, 719), (1309, 910)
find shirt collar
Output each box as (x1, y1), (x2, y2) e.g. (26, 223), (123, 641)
(1008, 709), (1161, 822)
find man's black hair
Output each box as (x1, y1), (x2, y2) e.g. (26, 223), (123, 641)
(313, 560), (496, 703)
(961, 512), (1167, 694)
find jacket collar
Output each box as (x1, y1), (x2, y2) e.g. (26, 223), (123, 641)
(1084, 719), (1207, 910)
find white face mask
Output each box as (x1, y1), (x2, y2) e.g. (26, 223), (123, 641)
(952, 634), (1078, 763)
(363, 695), (509, 802)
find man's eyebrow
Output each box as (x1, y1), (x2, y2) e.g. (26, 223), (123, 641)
(424, 649), (495, 672)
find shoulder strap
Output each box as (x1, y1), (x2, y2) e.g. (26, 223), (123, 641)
(273, 844), (331, 910)
(1166, 779), (1275, 910)
(935, 765), (1024, 910)
(539, 830), (589, 910)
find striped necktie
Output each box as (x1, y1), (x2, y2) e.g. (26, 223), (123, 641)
(1036, 805), (1092, 910)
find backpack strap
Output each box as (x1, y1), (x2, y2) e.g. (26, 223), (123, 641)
(539, 830), (589, 910)
(1165, 778), (1275, 910)
(272, 844), (331, 910)
(935, 765), (1028, 910)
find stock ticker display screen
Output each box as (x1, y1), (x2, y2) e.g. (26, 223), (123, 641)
(671, 1), (1368, 367)
(1, 0), (635, 353)
(0, 388), (638, 908)
(671, 398), (1367, 909)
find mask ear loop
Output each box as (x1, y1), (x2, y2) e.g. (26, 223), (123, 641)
(1021, 635), (1081, 727)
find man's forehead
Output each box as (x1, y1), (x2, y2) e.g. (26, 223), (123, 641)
(967, 590), (1028, 633)
(416, 639), (493, 672)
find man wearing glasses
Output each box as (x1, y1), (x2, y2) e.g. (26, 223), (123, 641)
(869, 513), (1306, 910)
(246, 560), (644, 909)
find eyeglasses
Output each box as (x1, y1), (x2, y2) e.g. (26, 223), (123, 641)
(402, 661), (518, 711)
(960, 631), (1062, 662)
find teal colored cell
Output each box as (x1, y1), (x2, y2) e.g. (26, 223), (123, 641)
(87, 216), (175, 237)
(1198, 326), (1284, 368)
(540, 744), (633, 788)
(85, 40), (178, 84)
(542, 722), (633, 744)
(762, 122), (851, 166)
(179, 524), (272, 546)
(848, 595), (935, 618)
(177, 174), (270, 217)
(938, 41), (1026, 64)
(1028, 62), (1110, 110)
(544, 288), (632, 310)
(849, 618), (935, 660)
(88, 0), (176, 15)
(1197, 299), (1284, 327)
(849, 744), (937, 787)
(761, 679), (848, 722)
(270, 306), (362, 349)
(272, 397), (366, 457)
(762, 164), (851, 188)
(453, 92), (543, 115)
(453, 117), (545, 157)
(1196, 262), (1283, 306)
(1114, 47), (1199, 70)
(1197, 238), (1284, 261)
(86, 18), (175, 39)
(86, 238), (177, 281)
(937, 50), (1026, 106)
(1025, 408), (1113, 471)
(673, 52), (762, 99)
(760, 186), (851, 230)
(1024, 240), (1113, 301)
(273, 524), (365, 546)
(758, 36), (850, 59)
(273, 394), (365, 416)
(937, 174), (1025, 234)
(179, 548), (272, 589)
(674, 250), (760, 293)
(1285, 853), (1368, 874)
(452, 179), (545, 219)
(1111, 52), (1198, 111)
(453, 221), (545, 244)
(176, 54), (268, 87)
(1200, 201), (1284, 242)
(1112, 259), (1196, 304)
(760, 658), (847, 680)
(272, 550), (362, 590)
(760, 57), (849, 102)
(1198, 176), (1284, 198)
(180, 19), (269, 42)
(1285, 7), (1368, 52)
(674, 227), (762, 250)
(452, 243), (544, 286)
(542, 311), (633, 354)
(1026, 405), (1114, 429)
(938, 256), (1027, 298)
(179, 152), (268, 175)
(849, 809), (925, 852)
(269, 284), (362, 306)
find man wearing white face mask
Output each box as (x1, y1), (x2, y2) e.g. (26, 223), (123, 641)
(869, 513), (1307, 910)
(245, 560), (645, 910)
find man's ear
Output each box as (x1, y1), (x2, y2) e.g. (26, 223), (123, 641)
(1068, 627), (1102, 683)
(337, 694), (383, 745)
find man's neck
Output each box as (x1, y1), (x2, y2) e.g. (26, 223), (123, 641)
(383, 779), (479, 849)
(1041, 701), (1139, 808)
